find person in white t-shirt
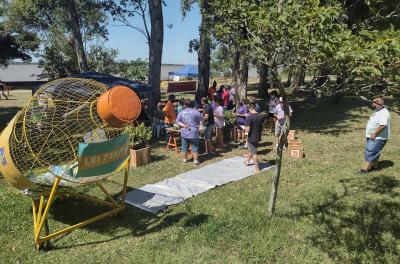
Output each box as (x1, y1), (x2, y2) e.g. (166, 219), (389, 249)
(273, 97), (293, 148)
(268, 91), (279, 132)
(360, 97), (390, 174)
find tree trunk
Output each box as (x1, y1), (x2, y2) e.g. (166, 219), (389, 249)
(232, 46), (240, 101)
(258, 63), (269, 97)
(268, 66), (290, 215)
(148, 0), (163, 103)
(238, 53), (248, 100)
(289, 66), (304, 91)
(299, 66), (306, 86)
(286, 67), (292, 86)
(196, 0), (211, 102)
(66, 0), (89, 72)
(316, 65), (330, 87)
(232, 47), (248, 102)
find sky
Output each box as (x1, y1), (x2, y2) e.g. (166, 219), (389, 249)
(105, 1), (201, 65)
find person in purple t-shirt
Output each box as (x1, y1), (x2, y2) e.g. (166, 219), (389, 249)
(236, 99), (249, 145)
(176, 99), (202, 165)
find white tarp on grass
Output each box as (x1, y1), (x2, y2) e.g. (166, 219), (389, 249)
(125, 156), (273, 214)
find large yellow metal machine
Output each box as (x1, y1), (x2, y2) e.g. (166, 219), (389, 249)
(0, 78), (141, 249)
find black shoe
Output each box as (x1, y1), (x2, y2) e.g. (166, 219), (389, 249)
(357, 169), (369, 175)
(369, 166), (379, 172)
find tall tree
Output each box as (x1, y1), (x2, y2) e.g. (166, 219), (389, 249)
(5, 0), (108, 74)
(212, 0), (349, 214)
(105, 0), (164, 101)
(211, 1), (251, 102)
(257, 63), (269, 97)
(210, 45), (233, 81)
(66, 0), (89, 72)
(181, 0), (212, 102)
(148, 0), (163, 102)
(0, 1), (39, 67)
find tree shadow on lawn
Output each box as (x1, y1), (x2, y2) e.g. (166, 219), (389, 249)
(283, 175), (400, 262)
(373, 160), (394, 171)
(289, 97), (368, 136)
(47, 188), (210, 250)
(0, 106), (21, 131)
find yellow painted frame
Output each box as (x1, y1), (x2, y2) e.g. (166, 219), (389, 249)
(31, 161), (129, 250)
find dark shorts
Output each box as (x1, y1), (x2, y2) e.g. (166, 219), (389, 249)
(364, 138), (387, 162)
(181, 137), (200, 153)
(204, 125), (213, 140)
(247, 142), (258, 154)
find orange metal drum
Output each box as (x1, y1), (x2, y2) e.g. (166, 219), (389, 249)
(97, 85), (142, 127)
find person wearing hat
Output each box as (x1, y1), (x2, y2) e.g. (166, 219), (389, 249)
(360, 97), (390, 173)
(273, 97), (293, 148)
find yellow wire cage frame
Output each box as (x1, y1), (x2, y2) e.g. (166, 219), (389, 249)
(30, 158), (130, 250)
(0, 78), (133, 250)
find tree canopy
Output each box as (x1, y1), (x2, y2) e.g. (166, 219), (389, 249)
(0, 1), (39, 67)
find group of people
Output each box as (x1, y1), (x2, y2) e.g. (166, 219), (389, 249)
(152, 81), (294, 173)
(158, 94), (233, 166)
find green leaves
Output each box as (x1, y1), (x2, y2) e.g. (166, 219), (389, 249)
(124, 123), (152, 149)
(118, 58), (149, 81)
(223, 110), (237, 127)
(3, 0), (108, 74)
(211, 0), (399, 100)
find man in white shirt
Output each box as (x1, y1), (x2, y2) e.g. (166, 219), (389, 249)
(360, 97), (390, 173)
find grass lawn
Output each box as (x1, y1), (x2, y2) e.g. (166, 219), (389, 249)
(1, 90), (399, 263)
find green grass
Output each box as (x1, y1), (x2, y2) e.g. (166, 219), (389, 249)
(1, 94), (400, 263)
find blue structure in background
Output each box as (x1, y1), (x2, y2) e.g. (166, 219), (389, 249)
(168, 64), (198, 78)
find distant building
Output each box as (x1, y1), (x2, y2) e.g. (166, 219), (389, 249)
(0, 63), (259, 85)
(0, 63), (48, 86)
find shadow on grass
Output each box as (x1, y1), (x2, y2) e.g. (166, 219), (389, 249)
(47, 195), (192, 250)
(0, 106), (21, 131)
(258, 148), (273, 156)
(184, 213), (210, 228)
(285, 175), (400, 262)
(45, 182), (213, 250)
(151, 153), (166, 162)
(374, 160), (395, 171)
(290, 97), (369, 136)
(200, 152), (223, 162)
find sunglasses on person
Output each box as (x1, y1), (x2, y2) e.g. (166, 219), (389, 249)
(372, 100), (381, 105)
